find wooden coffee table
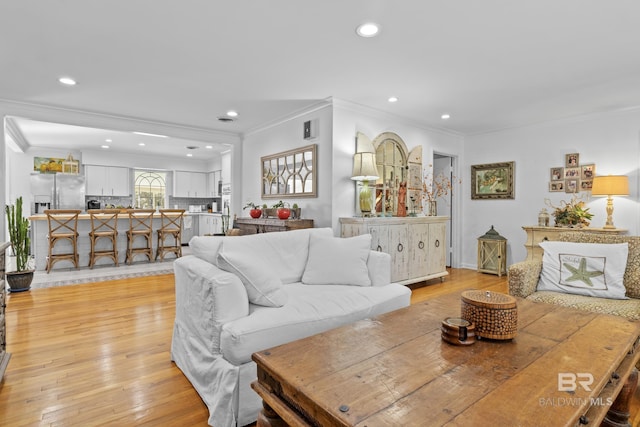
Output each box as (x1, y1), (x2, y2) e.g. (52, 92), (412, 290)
(252, 291), (640, 426)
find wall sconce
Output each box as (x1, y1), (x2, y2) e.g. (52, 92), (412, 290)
(591, 175), (629, 229)
(351, 152), (379, 216)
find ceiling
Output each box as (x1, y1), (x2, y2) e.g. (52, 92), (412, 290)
(3, 1), (640, 159)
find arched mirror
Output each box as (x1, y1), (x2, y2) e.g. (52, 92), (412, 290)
(372, 133), (408, 216)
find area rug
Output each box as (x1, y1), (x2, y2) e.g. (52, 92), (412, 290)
(30, 261), (175, 289)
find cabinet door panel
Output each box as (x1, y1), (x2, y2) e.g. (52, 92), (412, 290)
(388, 224), (409, 282)
(367, 225), (388, 253)
(427, 222), (446, 275)
(409, 222), (429, 279)
(86, 165), (107, 195)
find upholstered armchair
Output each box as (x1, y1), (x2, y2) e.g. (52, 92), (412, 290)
(508, 232), (640, 321)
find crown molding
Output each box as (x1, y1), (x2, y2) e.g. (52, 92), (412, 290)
(4, 116), (29, 152)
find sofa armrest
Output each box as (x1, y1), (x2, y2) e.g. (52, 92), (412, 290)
(508, 260), (543, 298)
(367, 250), (392, 287)
(173, 255), (249, 356)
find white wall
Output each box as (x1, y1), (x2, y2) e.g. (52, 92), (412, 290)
(241, 103), (333, 227)
(462, 109), (640, 269)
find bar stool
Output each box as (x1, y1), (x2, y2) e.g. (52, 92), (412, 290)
(44, 209), (81, 273)
(125, 209), (155, 265)
(156, 209), (185, 261)
(88, 209), (120, 268)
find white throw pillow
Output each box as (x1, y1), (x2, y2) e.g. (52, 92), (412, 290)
(217, 246), (288, 307)
(537, 241), (629, 300)
(302, 234), (372, 286)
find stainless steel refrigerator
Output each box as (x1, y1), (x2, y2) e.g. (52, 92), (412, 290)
(30, 173), (86, 214)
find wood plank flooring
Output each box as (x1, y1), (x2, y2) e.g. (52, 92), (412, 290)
(0, 269), (637, 426)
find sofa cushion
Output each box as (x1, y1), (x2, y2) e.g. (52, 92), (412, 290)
(527, 291), (640, 321)
(302, 234), (372, 286)
(189, 228), (334, 284)
(217, 248), (288, 307)
(219, 282), (411, 365)
(537, 241), (629, 299)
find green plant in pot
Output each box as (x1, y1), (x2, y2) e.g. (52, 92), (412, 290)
(5, 197), (33, 292)
(546, 195), (593, 228)
(272, 200), (291, 220)
(243, 202), (262, 219)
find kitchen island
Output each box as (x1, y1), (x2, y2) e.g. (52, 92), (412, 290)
(29, 212), (188, 271)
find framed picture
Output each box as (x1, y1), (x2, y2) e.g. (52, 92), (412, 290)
(564, 167), (580, 178)
(565, 153), (579, 168)
(550, 167), (563, 181)
(471, 161), (515, 200)
(549, 181), (564, 192)
(580, 179), (593, 191)
(581, 163), (595, 180)
(565, 178), (578, 193)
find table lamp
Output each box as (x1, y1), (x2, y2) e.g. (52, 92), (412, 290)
(591, 175), (629, 229)
(351, 152), (379, 216)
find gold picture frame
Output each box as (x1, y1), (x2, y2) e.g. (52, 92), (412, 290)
(471, 161), (515, 200)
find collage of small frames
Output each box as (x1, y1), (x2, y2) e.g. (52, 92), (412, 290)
(549, 153), (595, 193)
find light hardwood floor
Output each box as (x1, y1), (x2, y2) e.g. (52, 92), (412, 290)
(0, 269), (638, 426)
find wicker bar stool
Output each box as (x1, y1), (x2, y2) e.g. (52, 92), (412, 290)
(44, 209), (81, 273)
(88, 209), (120, 268)
(156, 209), (185, 261)
(125, 209), (155, 265)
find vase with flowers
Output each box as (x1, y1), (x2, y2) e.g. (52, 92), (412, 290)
(545, 194), (593, 227)
(422, 166), (457, 216)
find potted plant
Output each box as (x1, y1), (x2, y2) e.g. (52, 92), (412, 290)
(5, 197), (33, 292)
(546, 195), (593, 227)
(272, 200), (291, 220)
(243, 202), (262, 219)
(291, 203), (301, 219)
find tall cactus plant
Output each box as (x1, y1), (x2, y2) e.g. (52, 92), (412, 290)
(5, 196), (30, 271)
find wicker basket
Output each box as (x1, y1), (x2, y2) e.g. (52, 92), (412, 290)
(461, 290), (517, 340)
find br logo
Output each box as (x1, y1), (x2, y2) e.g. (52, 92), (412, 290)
(558, 373), (594, 392)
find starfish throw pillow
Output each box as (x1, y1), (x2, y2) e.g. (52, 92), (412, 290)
(537, 241), (629, 299)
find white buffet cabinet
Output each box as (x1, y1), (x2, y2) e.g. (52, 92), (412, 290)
(340, 216), (448, 285)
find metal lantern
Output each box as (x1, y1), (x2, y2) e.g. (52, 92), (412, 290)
(477, 225), (507, 277)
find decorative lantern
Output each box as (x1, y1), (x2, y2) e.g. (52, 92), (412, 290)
(537, 208), (550, 227)
(477, 225), (507, 277)
(62, 154), (79, 174)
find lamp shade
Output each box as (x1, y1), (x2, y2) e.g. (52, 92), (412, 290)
(351, 152), (379, 181)
(591, 175), (629, 196)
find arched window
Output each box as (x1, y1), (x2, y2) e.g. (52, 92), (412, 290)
(134, 171), (166, 209)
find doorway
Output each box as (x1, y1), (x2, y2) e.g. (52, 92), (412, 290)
(433, 154), (456, 267)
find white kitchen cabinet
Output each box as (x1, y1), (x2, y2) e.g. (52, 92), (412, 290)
(174, 171), (208, 198)
(85, 165), (130, 196)
(198, 214), (222, 236)
(340, 216), (448, 285)
(221, 151), (231, 184)
(207, 170), (221, 197)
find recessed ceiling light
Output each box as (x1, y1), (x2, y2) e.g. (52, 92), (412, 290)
(186, 153), (193, 157)
(356, 23), (379, 37)
(101, 145), (110, 149)
(388, 96), (398, 103)
(58, 77), (77, 86)
(226, 110), (238, 117)
(205, 145), (213, 149)
(441, 113), (451, 120)
(105, 139), (112, 143)
(132, 131), (168, 138)
(138, 143), (145, 146)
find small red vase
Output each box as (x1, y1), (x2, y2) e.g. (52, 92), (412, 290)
(277, 208), (290, 220)
(249, 209), (262, 218)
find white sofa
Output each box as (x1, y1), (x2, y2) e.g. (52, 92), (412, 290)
(171, 227), (411, 427)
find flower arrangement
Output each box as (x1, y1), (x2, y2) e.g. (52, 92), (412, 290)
(422, 166), (459, 202)
(545, 194), (593, 227)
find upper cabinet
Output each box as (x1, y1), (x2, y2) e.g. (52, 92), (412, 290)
(208, 170), (221, 197)
(174, 171), (208, 198)
(85, 165), (131, 196)
(221, 151), (231, 185)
